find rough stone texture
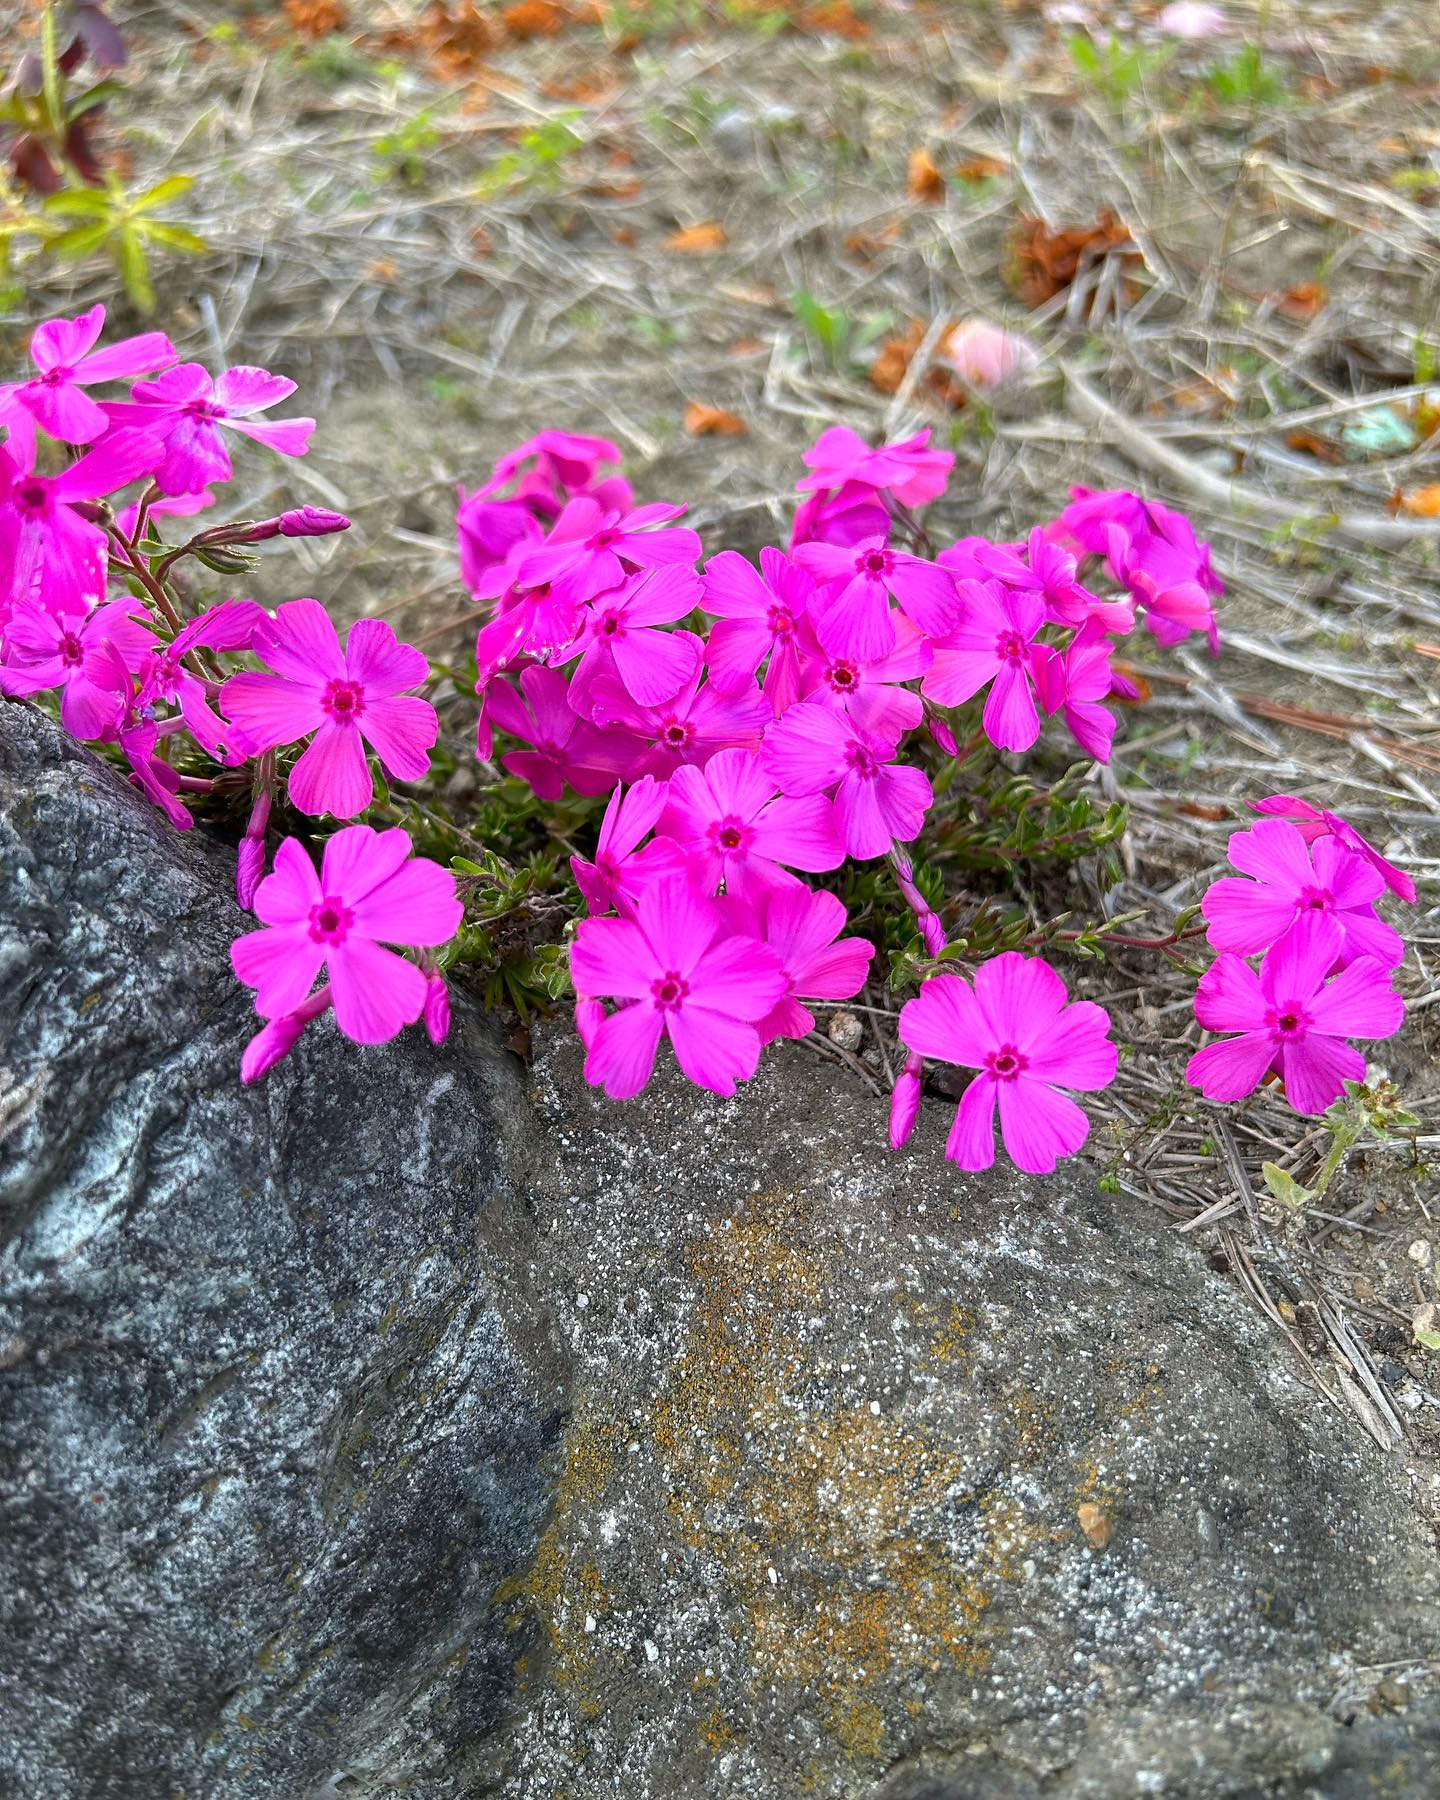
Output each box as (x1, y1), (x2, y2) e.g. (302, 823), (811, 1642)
(0, 701), (566, 1799)
(4, 696), (1440, 1799)
(501, 1038), (1440, 1798)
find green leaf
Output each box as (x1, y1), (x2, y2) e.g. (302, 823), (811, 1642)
(134, 174), (196, 212)
(48, 220), (114, 258)
(139, 221), (209, 255)
(41, 188), (113, 217)
(1261, 1161), (1315, 1210)
(114, 225), (156, 312)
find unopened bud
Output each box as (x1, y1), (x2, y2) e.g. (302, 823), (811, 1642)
(927, 713), (958, 756)
(236, 835), (267, 910)
(280, 506), (351, 538)
(240, 1013), (307, 1084)
(422, 970), (452, 1046)
(888, 1063), (922, 1150)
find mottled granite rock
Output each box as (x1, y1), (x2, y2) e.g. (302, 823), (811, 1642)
(3, 697), (1438, 1800)
(501, 1035), (1440, 1798)
(0, 701), (566, 1799)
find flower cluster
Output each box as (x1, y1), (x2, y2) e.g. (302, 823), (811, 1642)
(1186, 801), (1411, 1114)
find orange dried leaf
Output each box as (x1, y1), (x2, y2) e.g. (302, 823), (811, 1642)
(1007, 209), (1137, 308)
(956, 153), (1008, 181)
(1276, 281), (1327, 321)
(907, 147), (945, 203)
(283, 0), (348, 36)
(798, 1), (869, 38)
(684, 403), (747, 437)
(1400, 484), (1440, 517)
(1112, 663), (1152, 706)
(869, 317), (966, 409)
(502, 0), (569, 38)
(666, 222), (728, 253)
(1286, 428), (1343, 464)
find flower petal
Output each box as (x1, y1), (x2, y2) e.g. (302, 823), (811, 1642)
(329, 937), (427, 1043)
(586, 1003), (665, 1098)
(288, 722), (373, 818)
(997, 1077), (1090, 1173)
(945, 1078), (998, 1169)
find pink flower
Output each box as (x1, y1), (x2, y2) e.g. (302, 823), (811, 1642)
(921, 580), (1047, 752)
(221, 598), (437, 817)
(517, 496), (701, 607)
(789, 480), (892, 551)
(570, 878), (787, 1097)
(942, 319), (1040, 391)
(458, 492), (539, 596)
(1031, 622), (1121, 762)
(898, 955), (1117, 1173)
(485, 662), (622, 800)
(240, 986), (335, 1084)
(797, 613), (931, 739)
(703, 546), (814, 713)
(0, 303), (174, 456)
(139, 598), (265, 762)
(1251, 795), (1417, 905)
(472, 559), (585, 689)
(571, 775), (680, 914)
(475, 429), (628, 512)
(1186, 915), (1404, 1115)
(721, 885), (874, 1042)
(1203, 820), (1404, 967)
(0, 428), (160, 617)
(422, 970), (452, 1046)
(794, 535), (961, 661)
(585, 663), (768, 778)
(1157, 2), (1228, 38)
(564, 567), (704, 711)
(761, 703), (932, 860)
(232, 825), (462, 1043)
(797, 426), (954, 508)
(0, 594), (154, 737)
(659, 746), (842, 897)
(966, 528), (1133, 633)
(105, 362), (315, 496)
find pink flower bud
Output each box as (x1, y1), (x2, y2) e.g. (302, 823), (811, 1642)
(422, 970), (452, 1046)
(889, 1064), (922, 1150)
(575, 997), (606, 1052)
(236, 835), (267, 910)
(280, 506), (350, 538)
(927, 714), (958, 756)
(241, 1013), (307, 1084)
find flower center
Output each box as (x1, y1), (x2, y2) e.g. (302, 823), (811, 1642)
(590, 528), (621, 551)
(651, 970), (689, 1011)
(1265, 1002), (1312, 1041)
(860, 549), (892, 577)
(38, 365), (73, 388)
(766, 605), (794, 638)
(828, 660), (858, 691)
(598, 610), (625, 638)
(661, 720), (694, 749)
(1297, 886), (1333, 912)
(985, 1044), (1028, 1081)
(308, 896), (354, 944)
(322, 678), (366, 722)
(843, 740), (878, 779)
(184, 398), (227, 421)
(996, 630), (1027, 664)
(15, 479), (49, 515)
(58, 632), (84, 667)
(709, 815), (750, 854)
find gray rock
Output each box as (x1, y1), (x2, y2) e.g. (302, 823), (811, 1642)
(0, 700), (566, 1798)
(4, 697), (1438, 1800)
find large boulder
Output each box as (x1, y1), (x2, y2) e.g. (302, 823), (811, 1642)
(0, 700), (566, 1798)
(2, 697), (1437, 1799)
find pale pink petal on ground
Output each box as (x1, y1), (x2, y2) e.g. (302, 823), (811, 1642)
(329, 937), (427, 1043)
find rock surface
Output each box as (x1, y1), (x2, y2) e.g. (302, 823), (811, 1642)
(3, 697), (1439, 1799)
(0, 701), (566, 1799)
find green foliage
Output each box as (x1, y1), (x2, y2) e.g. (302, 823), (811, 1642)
(1207, 43), (1287, 107)
(41, 175), (206, 312)
(1066, 31), (1171, 109)
(476, 114), (585, 197)
(791, 288), (893, 372)
(929, 758), (1129, 873)
(371, 102), (451, 186)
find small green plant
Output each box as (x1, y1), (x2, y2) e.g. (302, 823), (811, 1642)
(42, 174), (206, 312)
(1261, 1079), (1420, 1212)
(791, 289), (893, 372)
(476, 114), (584, 197)
(1207, 43), (1287, 107)
(1066, 31), (1171, 109)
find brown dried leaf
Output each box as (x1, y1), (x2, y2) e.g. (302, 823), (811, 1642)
(1276, 281), (1327, 320)
(1007, 209), (1137, 307)
(283, 0), (348, 36)
(684, 402), (747, 437)
(907, 147), (945, 203)
(1399, 483), (1440, 517)
(1286, 428), (1343, 464)
(666, 221), (728, 253)
(869, 317), (966, 409)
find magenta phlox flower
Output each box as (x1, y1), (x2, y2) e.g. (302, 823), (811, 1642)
(1186, 914), (1404, 1114)
(221, 598), (436, 817)
(921, 579), (1047, 752)
(586, 662), (769, 777)
(570, 877), (787, 1098)
(1031, 621), (1121, 762)
(476, 429), (628, 510)
(797, 612), (930, 739)
(0, 304), (174, 457)
(484, 662), (620, 799)
(898, 955), (1117, 1173)
(659, 746), (842, 897)
(117, 712), (195, 831)
(797, 426), (954, 508)
(1107, 525), (1218, 649)
(794, 534), (961, 661)
(458, 492), (540, 597)
(563, 566), (704, 710)
(472, 559), (586, 689)
(0, 594), (154, 737)
(972, 526), (1135, 634)
(720, 884), (875, 1043)
(761, 701), (932, 859)
(571, 775), (684, 914)
(703, 545), (815, 713)
(1203, 820), (1404, 968)
(0, 427), (161, 617)
(232, 826), (462, 1044)
(137, 598), (265, 763)
(1250, 794), (1417, 905)
(789, 479), (892, 550)
(516, 495), (701, 607)
(105, 362), (314, 496)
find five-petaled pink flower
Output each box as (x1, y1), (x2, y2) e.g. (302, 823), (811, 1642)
(898, 955), (1117, 1173)
(0, 595), (154, 738)
(570, 878), (787, 1097)
(564, 567), (704, 710)
(517, 495), (701, 606)
(659, 746), (842, 897)
(795, 534), (961, 661)
(1251, 794), (1417, 905)
(0, 303), (174, 458)
(762, 702), (932, 860)
(105, 362), (315, 496)
(796, 426), (954, 508)
(571, 775), (681, 915)
(1204, 820), (1404, 968)
(1186, 915), (1403, 1114)
(922, 580), (1047, 752)
(798, 613), (930, 740)
(232, 826), (462, 1043)
(721, 885), (875, 1043)
(222, 598), (437, 817)
(1031, 621), (1122, 763)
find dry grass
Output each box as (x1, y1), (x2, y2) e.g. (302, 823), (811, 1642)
(5, 0), (1440, 1471)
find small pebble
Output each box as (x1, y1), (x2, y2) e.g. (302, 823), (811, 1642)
(827, 1011), (863, 1052)
(1077, 1502), (1114, 1550)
